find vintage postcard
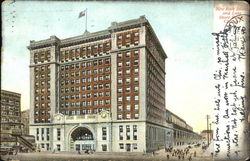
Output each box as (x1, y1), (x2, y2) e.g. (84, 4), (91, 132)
(1, 1), (249, 161)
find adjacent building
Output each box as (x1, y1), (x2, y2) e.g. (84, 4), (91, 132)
(200, 130), (213, 142)
(0, 90), (35, 152)
(0, 90), (22, 147)
(28, 16), (170, 152)
(166, 109), (201, 146)
(21, 109), (30, 135)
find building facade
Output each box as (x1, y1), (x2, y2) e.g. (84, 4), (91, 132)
(21, 109), (30, 135)
(165, 109), (201, 146)
(28, 16), (171, 152)
(0, 90), (22, 147)
(200, 130), (213, 142)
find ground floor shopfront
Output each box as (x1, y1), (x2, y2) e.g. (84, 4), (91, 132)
(30, 111), (173, 153)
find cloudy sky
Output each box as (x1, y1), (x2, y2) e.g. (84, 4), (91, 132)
(2, 1), (215, 133)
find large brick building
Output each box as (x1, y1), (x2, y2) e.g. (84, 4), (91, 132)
(28, 16), (171, 152)
(0, 90), (22, 147)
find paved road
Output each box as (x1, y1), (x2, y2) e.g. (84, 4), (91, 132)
(0, 145), (247, 161)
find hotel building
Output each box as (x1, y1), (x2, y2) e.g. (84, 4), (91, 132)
(28, 16), (171, 152)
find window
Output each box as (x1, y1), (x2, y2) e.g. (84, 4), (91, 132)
(126, 69), (130, 74)
(126, 114), (131, 119)
(126, 61), (130, 66)
(46, 128), (50, 140)
(134, 59), (139, 65)
(99, 84), (103, 89)
(126, 96), (130, 101)
(102, 144), (107, 152)
(134, 77), (139, 83)
(57, 144), (61, 151)
(102, 127), (107, 140)
(119, 143), (124, 149)
(118, 78), (122, 84)
(99, 100), (104, 105)
(118, 88), (122, 93)
(135, 113), (139, 119)
(117, 52), (122, 58)
(94, 100), (98, 106)
(36, 128), (39, 141)
(118, 105), (122, 111)
(57, 128), (61, 141)
(134, 86), (139, 92)
(119, 126), (123, 140)
(126, 105), (131, 111)
(105, 99), (110, 105)
(105, 58), (110, 64)
(118, 70), (122, 76)
(133, 125), (137, 140)
(118, 114), (122, 120)
(133, 143), (138, 149)
(118, 97), (123, 102)
(105, 83), (110, 89)
(134, 95), (139, 101)
(134, 68), (139, 74)
(125, 78), (131, 84)
(105, 67), (110, 72)
(99, 68), (103, 73)
(99, 76), (104, 81)
(126, 51), (130, 57)
(118, 62), (122, 67)
(126, 125), (130, 140)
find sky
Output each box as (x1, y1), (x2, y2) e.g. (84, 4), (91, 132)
(2, 1), (215, 133)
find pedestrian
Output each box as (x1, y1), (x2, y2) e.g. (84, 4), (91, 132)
(211, 152), (214, 158)
(166, 154), (170, 160)
(188, 155), (192, 161)
(178, 155), (181, 160)
(182, 154), (184, 160)
(78, 150), (81, 154)
(194, 151), (196, 157)
(15, 148), (18, 155)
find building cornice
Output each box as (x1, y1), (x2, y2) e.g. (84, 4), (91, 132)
(27, 36), (60, 50)
(27, 16), (150, 51)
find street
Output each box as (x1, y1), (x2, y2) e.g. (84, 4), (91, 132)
(1, 144), (247, 161)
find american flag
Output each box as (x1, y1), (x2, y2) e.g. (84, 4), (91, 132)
(78, 10), (86, 18)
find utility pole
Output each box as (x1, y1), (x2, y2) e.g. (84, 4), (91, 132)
(206, 115), (210, 146)
(209, 123), (212, 143)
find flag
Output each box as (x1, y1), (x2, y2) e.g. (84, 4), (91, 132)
(78, 10), (86, 18)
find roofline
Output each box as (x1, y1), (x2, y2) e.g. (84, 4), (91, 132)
(27, 15), (167, 59)
(1, 89), (21, 96)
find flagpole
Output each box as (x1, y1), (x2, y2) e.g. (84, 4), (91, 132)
(85, 8), (87, 32)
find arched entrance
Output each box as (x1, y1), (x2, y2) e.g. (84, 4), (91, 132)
(69, 127), (95, 151)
